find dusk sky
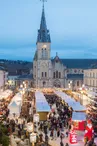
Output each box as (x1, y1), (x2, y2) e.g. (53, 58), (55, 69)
(0, 0), (97, 61)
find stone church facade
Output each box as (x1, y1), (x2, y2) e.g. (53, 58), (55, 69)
(33, 5), (67, 88)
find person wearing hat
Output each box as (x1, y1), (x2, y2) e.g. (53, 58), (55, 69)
(84, 119), (94, 141)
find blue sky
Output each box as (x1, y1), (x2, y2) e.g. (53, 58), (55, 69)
(0, 0), (97, 61)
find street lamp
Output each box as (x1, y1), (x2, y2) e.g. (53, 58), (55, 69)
(20, 84), (23, 88)
(68, 80), (72, 90)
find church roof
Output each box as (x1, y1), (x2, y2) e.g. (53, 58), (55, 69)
(52, 53), (63, 64)
(37, 5), (51, 43)
(51, 59), (97, 69)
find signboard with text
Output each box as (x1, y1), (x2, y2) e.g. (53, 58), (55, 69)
(69, 130), (77, 144)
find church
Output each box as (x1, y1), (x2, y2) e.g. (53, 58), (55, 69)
(33, 3), (67, 88)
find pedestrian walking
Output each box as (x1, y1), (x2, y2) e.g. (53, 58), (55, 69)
(50, 129), (54, 140)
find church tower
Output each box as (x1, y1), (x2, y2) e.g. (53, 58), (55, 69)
(33, 2), (52, 88)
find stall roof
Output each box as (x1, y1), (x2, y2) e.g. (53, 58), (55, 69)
(54, 91), (86, 111)
(36, 102), (50, 112)
(35, 91), (51, 112)
(72, 112), (86, 121)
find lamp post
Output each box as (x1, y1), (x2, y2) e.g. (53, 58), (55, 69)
(68, 80), (72, 90)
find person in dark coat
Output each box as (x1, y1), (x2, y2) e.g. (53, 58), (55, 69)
(50, 129), (54, 140)
(57, 128), (60, 137)
(60, 141), (64, 146)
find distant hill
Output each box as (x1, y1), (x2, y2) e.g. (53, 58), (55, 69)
(0, 59), (31, 65)
(0, 59), (32, 75)
(0, 59), (97, 75)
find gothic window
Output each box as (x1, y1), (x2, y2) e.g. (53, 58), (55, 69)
(42, 72), (43, 77)
(43, 49), (45, 58)
(59, 72), (61, 78)
(45, 72), (47, 77)
(56, 71), (58, 78)
(42, 49), (43, 58)
(53, 72), (55, 78)
(45, 48), (47, 58)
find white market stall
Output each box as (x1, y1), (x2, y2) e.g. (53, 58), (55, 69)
(54, 90), (87, 131)
(8, 92), (22, 117)
(54, 91), (86, 112)
(35, 91), (51, 121)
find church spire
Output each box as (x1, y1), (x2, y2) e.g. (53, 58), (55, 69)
(37, 0), (51, 43)
(40, 4), (47, 31)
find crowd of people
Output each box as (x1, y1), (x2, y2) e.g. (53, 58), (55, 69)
(0, 96), (12, 122)
(1, 90), (97, 146)
(38, 94), (73, 146)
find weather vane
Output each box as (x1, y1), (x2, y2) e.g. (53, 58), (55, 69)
(40, 0), (47, 8)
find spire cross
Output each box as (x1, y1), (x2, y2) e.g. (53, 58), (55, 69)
(40, 0), (47, 8)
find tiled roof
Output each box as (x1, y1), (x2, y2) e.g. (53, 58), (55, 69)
(51, 59), (97, 69)
(67, 74), (83, 80)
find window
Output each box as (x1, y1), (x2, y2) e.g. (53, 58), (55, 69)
(45, 72), (47, 77)
(53, 72), (55, 78)
(77, 81), (79, 86)
(42, 72), (43, 77)
(56, 71), (58, 78)
(45, 48), (48, 58)
(90, 80), (91, 86)
(42, 48), (47, 59)
(90, 73), (91, 78)
(42, 49), (43, 58)
(93, 73), (95, 78)
(59, 72), (61, 78)
(93, 80), (95, 86)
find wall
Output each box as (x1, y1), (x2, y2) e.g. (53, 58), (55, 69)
(84, 69), (97, 92)
(0, 70), (5, 88)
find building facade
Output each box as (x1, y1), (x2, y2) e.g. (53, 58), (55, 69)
(0, 66), (8, 90)
(84, 69), (97, 92)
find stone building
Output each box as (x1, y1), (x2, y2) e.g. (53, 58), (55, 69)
(84, 69), (97, 92)
(33, 5), (66, 88)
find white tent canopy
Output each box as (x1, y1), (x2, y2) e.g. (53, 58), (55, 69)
(54, 91), (86, 111)
(72, 112), (86, 121)
(8, 92), (22, 116)
(35, 91), (50, 112)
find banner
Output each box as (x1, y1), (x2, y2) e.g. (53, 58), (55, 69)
(69, 130), (77, 144)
